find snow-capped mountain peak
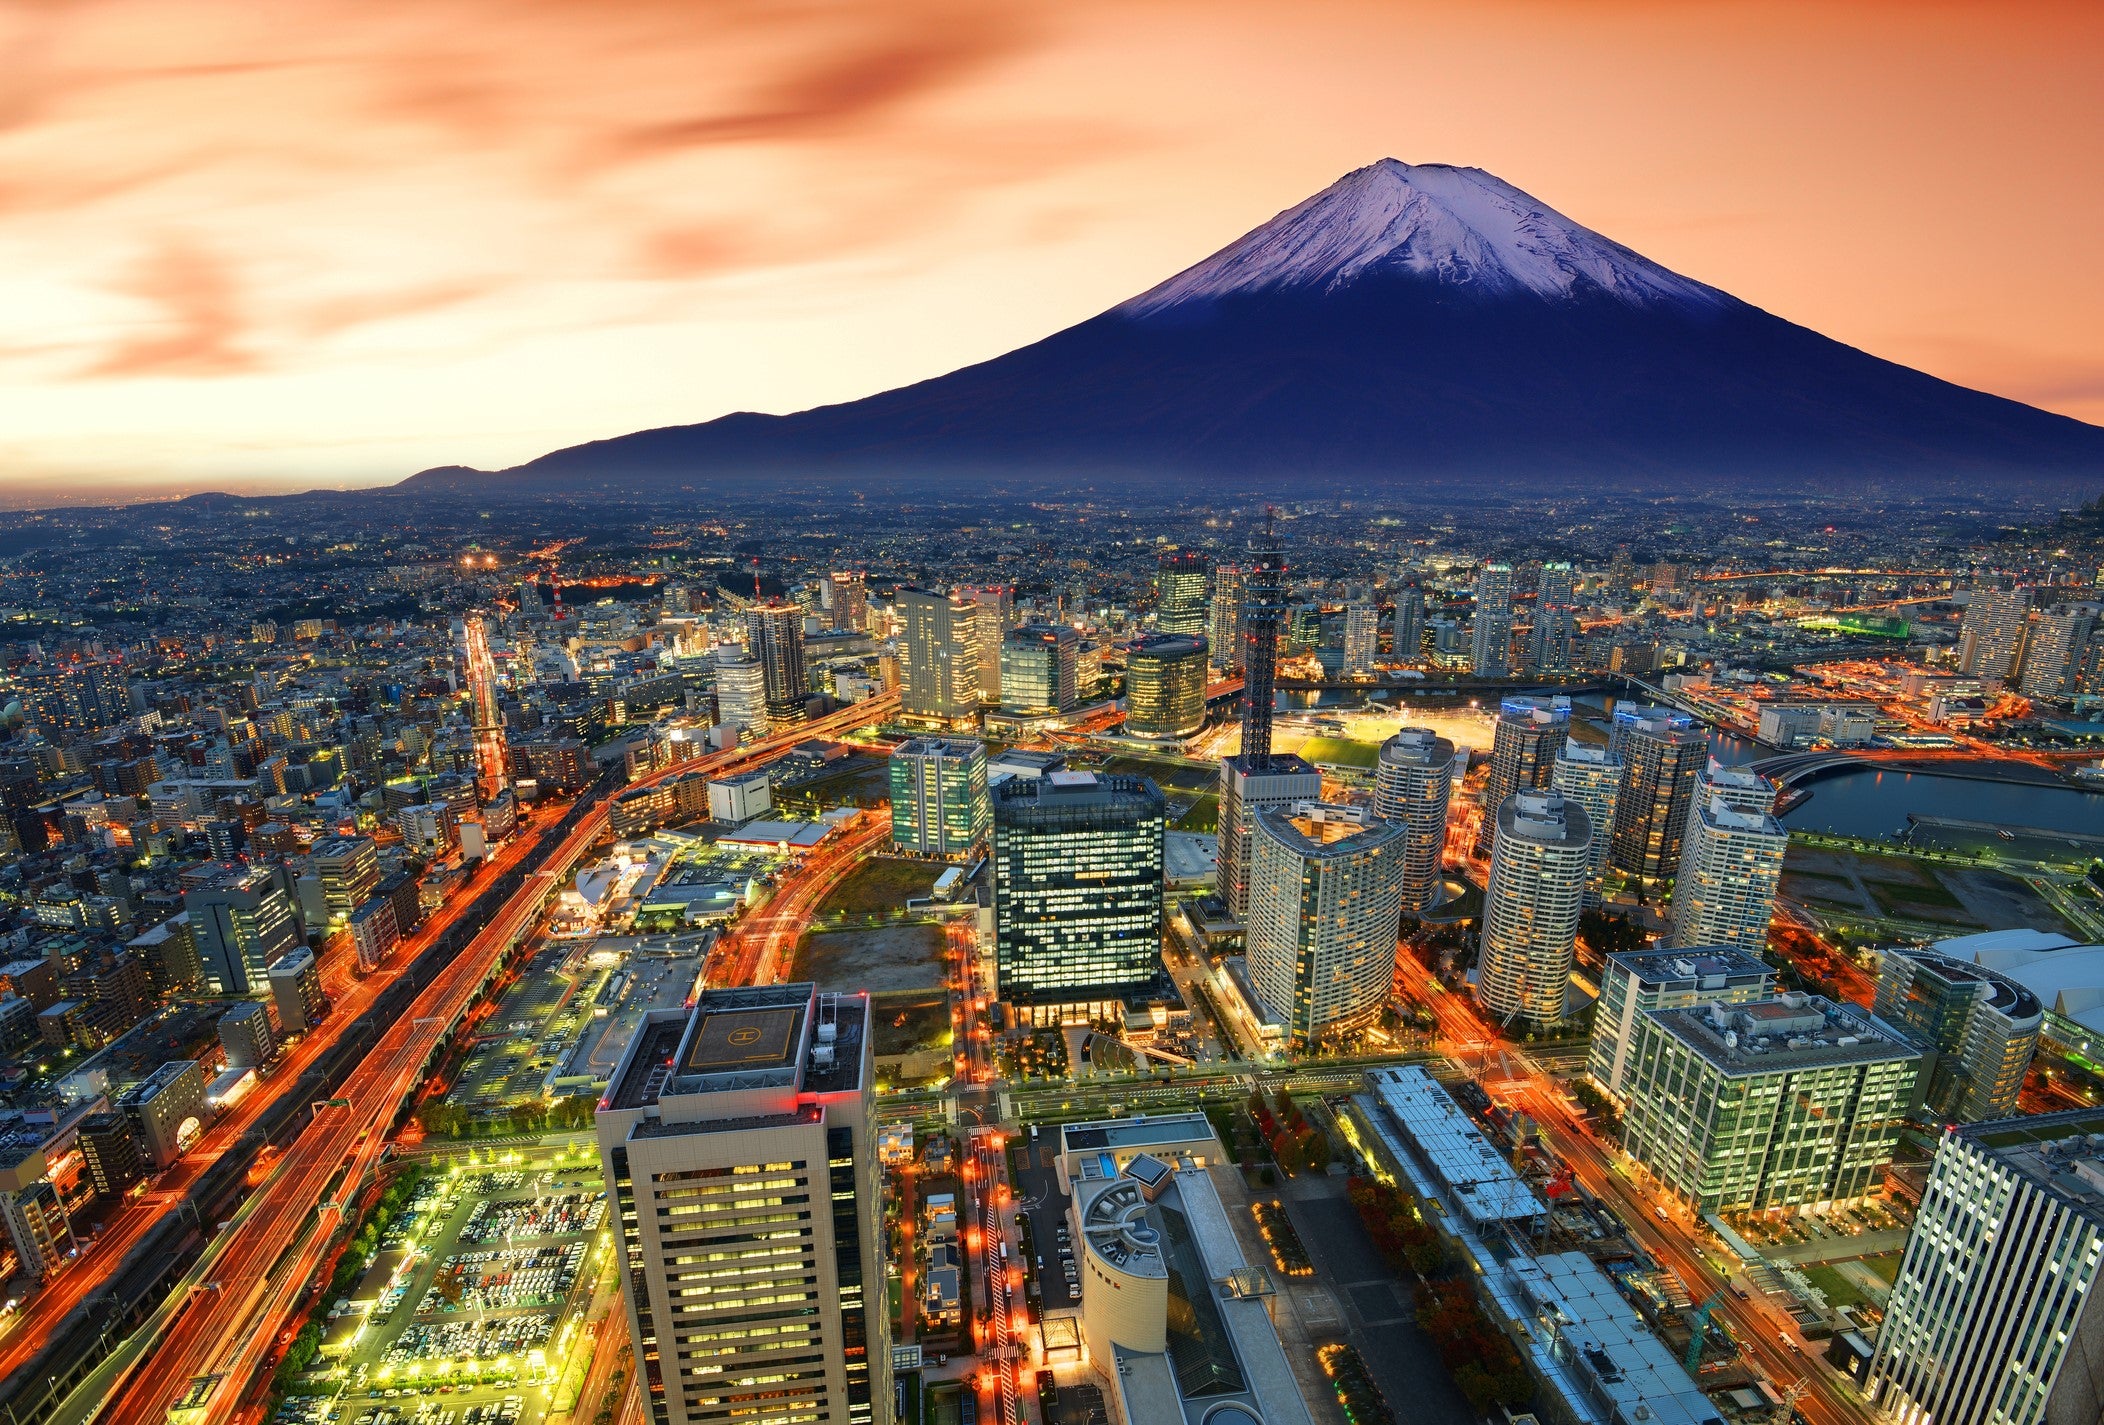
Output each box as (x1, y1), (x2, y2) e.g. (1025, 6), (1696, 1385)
(1119, 159), (1730, 314)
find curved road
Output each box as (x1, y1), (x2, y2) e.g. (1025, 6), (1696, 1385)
(97, 694), (899, 1423)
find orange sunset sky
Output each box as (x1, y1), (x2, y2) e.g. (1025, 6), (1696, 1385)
(1, 0), (2099, 503)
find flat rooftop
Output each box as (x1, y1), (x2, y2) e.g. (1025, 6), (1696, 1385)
(1366, 1066), (1544, 1226)
(683, 1006), (801, 1074)
(1608, 946), (1774, 991)
(1510, 1251), (1722, 1425)
(605, 983), (868, 1110)
(1963, 1109), (2104, 1224)
(1061, 1112), (1215, 1155)
(1650, 995), (1917, 1075)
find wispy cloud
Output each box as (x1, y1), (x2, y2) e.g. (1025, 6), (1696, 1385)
(81, 238), (255, 377)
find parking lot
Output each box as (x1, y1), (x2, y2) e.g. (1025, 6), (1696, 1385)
(306, 1158), (608, 1425)
(276, 1392), (527, 1425)
(1010, 1138), (1079, 1312)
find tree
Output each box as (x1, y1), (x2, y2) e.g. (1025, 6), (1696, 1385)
(1452, 1363), (1498, 1415)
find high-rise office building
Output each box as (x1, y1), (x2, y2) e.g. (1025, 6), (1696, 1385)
(1123, 634), (1208, 740)
(1868, 1108), (2104, 1425)
(1958, 584), (2032, 682)
(711, 647), (769, 740)
(744, 602), (809, 728)
(887, 738), (990, 860)
(1392, 579), (1426, 664)
(1873, 946), (2043, 1123)
(1208, 565), (1244, 672)
(1373, 728), (1455, 913)
(1000, 623), (1079, 715)
(1471, 562), (1514, 676)
(1585, 947), (1774, 1104)
(827, 570), (869, 633)
(1476, 791), (1591, 1030)
(991, 772), (1164, 1018)
(2019, 606), (2095, 699)
(1471, 695), (1570, 857)
(1608, 705), (1709, 880)
(597, 984), (889, 1425)
(1619, 995), (1917, 1212)
(1550, 743), (1621, 905)
(1215, 521), (1319, 921)
(957, 586), (1012, 705)
(1666, 796), (1786, 955)
(1246, 803), (1407, 1047)
(185, 865), (302, 996)
(1155, 550), (1209, 638)
(897, 587), (981, 727)
(1341, 602), (1378, 676)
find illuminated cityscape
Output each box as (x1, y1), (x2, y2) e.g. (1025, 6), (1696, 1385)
(0, 11), (2099, 1425)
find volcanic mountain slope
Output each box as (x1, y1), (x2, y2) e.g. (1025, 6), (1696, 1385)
(407, 160), (2104, 493)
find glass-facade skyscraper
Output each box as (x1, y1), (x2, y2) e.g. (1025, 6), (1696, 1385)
(991, 771), (1164, 1019)
(1123, 633), (1208, 740)
(1000, 622), (1080, 716)
(1155, 549), (1209, 637)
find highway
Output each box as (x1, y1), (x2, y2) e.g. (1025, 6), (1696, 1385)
(88, 693), (901, 1422)
(0, 799), (568, 1396)
(709, 810), (891, 989)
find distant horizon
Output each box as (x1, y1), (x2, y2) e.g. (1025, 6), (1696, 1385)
(1, 1), (2099, 496)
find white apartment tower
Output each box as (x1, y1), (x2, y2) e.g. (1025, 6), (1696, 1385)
(1341, 602), (1378, 676)
(1958, 585), (2032, 682)
(1550, 743), (1621, 906)
(1246, 803), (1408, 1047)
(1666, 796), (1787, 955)
(1476, 791), (1591, 1030)
(1373, 728), (1455, 913)
(1471, 562), (1515, 677)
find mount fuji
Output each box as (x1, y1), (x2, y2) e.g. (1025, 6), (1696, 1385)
(405, 160), (2104, 494)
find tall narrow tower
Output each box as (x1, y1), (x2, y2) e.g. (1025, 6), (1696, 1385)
(1215, 514), (1319, 920)
(464, 611), (508, 801)
(1241, 515), (1288, 765)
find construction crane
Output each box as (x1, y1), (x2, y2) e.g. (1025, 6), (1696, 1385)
(1683, 1291), (1725, 1372)
(463, 611), (509, 802)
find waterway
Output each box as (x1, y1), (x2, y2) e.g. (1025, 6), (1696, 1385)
(1583, 695), (2104, 841)
(1272, 687), (2104, 841)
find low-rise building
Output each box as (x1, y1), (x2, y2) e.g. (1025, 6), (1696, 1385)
(118, 1059), (207, 1170)
(1874, 944), (2043, 1123)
